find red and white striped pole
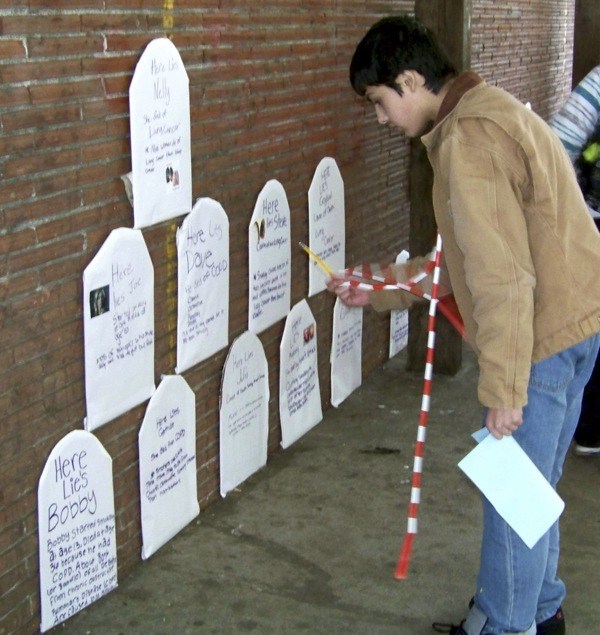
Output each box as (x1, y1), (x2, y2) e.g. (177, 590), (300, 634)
(394, 232), (444, 580)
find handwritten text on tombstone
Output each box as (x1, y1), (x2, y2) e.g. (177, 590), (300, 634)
(83, 228), (155, 430)
(248, 180), (291, 334)
(130, 38), (192, 227)
(38, 431), (117, 633)
(176, 198), (229, 372)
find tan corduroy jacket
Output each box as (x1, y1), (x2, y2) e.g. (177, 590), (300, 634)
(371, 72), (600, 409)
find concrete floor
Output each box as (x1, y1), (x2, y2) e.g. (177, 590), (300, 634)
(56, 347), (599, 635)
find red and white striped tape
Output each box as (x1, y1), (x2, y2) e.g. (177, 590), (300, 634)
(394, 232), (444, 580)
(342, 257), (434, 295)
(339, 242), (464, 338)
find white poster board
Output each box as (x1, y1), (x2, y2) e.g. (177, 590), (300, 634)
(279, 299), (322, 448)
(130, 37), (192, 228)
(83, 228), (155, 430)
(139, 375), (199, 559)
(38, 430), (117, 633)
(330, 298), (363, 407)
(219, 331), (269, 497)
(307, 157), (345, 296)
(176, 197), (229, 372)
(248, 179), (291, 334)
(389, 250), (410, 358)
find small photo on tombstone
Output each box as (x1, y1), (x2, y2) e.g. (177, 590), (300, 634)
(303, 323), (315, 343)
(165, 164), (180, 190)
(89, 285), (110, 317)
(253, 218), (266, 242)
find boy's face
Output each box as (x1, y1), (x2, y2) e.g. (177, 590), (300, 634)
(365, 72), (436, 138)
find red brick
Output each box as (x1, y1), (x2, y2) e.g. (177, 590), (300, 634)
(0, 84), (30, 108)
(0, 14), (82, 35)
(33, 121), (106, 150)
(1, 104), (82, 133)
(29, 78), (104, 105)
(81, 96), (129, 120)
(5, 148), (81, 178)
(4, 190), (82, 229)
(81, 53), (138, 75)
(8, 235), (83, 276)
(27, 34), (104, 58)
(0, 271), (39, 303)
(34, 214), (86, 243)
(0, 38), (25, 58)
(105, 32), (156, 54)
(0, 130), (34, 156)
(0, 227), (37, 253)
(0, 58), (82, 84)
(29, 0), (103, 7)
(81, 138), (129, 163)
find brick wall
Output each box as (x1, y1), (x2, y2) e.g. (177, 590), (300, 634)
(471, 0), (575, 118)
(0, 2), (574, 633)
(0, 3), (412, 632)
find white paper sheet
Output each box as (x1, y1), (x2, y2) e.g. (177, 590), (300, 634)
(130, 38), (192, 228)
(83, 228), (155, 430)
(139, 375), (199, 559)
(38, 430), (117, 632)
(307, 157), (345, 296)
(176, 197), (229, 372)
(280, 299), (322, 448)
(389, 250), (410, 358)
(219, 332), (269, 497)
(248, 180), (291, 334)
(330, 298), (362, 407)
(458, 431), (564, 548)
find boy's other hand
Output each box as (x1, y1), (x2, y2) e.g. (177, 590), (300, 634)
(485, 407), (524, 439)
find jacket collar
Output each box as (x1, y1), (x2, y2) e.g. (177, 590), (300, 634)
(434, 71), (484, 126)
(422, 71), (484, 146)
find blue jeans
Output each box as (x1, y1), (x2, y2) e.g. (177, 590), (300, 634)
(464, 333), (600, 635)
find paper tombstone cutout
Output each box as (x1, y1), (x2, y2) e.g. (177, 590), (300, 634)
(279, 299), (323, 448)
(176, 197), (229, 373)
(330, 298), (363, 407)
(219, 331), (269, 497)
(129, 37), (192, 228)
(38, 430), (117, 633)
(307, 157), (345, 296)
(139, 375), (199, 559)
(389, 250), (410, 358)
(83, 228), (155, 430)
(248, 179), (291, 334)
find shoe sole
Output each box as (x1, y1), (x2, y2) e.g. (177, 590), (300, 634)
(574, 445), (600, 456)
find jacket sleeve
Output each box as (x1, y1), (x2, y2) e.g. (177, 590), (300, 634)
(369, 255), (452, 312)
(445, 134), (535, 408)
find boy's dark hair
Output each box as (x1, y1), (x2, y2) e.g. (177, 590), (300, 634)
(350, 16), (457, 97)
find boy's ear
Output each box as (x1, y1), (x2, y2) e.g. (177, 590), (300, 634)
(398, 70), (425, 92)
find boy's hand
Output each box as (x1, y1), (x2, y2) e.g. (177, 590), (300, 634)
(326, 276), (371, 307)
(485, 407), (523, 439)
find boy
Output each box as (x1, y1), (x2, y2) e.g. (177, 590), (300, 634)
(328, 16), (600, 635)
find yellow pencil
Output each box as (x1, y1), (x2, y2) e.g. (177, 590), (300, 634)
(298, 242), (334, 276)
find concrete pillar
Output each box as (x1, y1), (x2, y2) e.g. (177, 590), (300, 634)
(573, 0), (600, 86)
(406, 0), (472, 375)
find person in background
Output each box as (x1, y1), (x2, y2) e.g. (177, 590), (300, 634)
(328, 16), (600, 635)
(551, 64), (600, 456)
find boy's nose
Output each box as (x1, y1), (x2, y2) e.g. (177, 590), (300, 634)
(374, 104), (388, 125)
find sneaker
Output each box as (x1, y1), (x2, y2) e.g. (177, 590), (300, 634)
(432, 621), (467, 634)
(536, 607), (565, 635)
(574, 442), (600, 456)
